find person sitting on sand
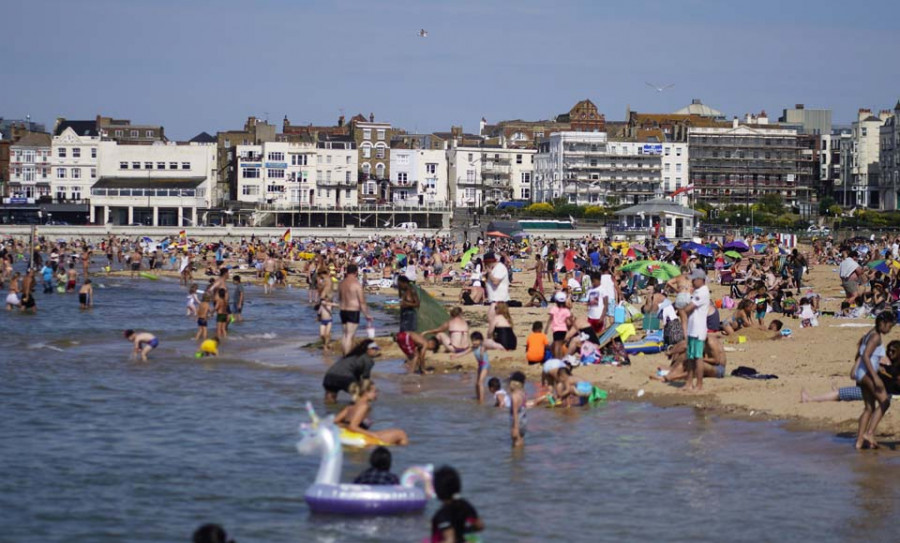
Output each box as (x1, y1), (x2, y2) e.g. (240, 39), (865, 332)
(334, 379), (409, 446)
(426, 307), (471, 353)
(124, 329), (158, 362)
(353, 446), (400, 485)
(653, 333), (726, 384)
(526, 287), (548, 308)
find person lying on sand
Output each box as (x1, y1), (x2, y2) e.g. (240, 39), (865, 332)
(652, 334), (726, 384)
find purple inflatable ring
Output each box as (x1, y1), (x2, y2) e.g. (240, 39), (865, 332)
(305, 483), (428, 515)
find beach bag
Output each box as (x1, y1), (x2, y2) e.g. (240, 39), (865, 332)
(663, 318), (684, 346)
(614, 303), (626, 324)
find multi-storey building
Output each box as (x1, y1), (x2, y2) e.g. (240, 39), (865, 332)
(90, 138), (217, 225)
(481, 99), (605, 147)
(50, 119), (100, 205)
(879, 102), (900, 210)
(7, 132), (52, 200)
(820, 129), (851, 202)
(97, 115), (166, 143)
(234, 136), (357, 209)
(839, 108), (890, 208)
(533, 132), (665, 206)
(448, 143), (535, 208)
(350, 114), (395, 203)
(660, 141), (690, 205)
(217, 117), (277, 203)
(777, 104), (832, 136)
(688, 117), (802, 208)
(389, 139), (449, 207)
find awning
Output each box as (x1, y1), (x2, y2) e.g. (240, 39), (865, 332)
(94, 177), (206, 190)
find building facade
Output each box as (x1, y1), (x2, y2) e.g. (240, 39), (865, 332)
(821, 129), (851, 203)
(90, 140), (217, 225)
(688, 120), (802, 208)
(389, 146), (449, 207)
(840, 108), (890, 209)
(350, 114), (394, 203)
(217, 117), (277, 204)
(448, 144), (535, 208)
(533, 132), (665, 206)
(879, 102), (900, 210)
(50, 120), (100, 205)
(7, 132), (52, 200)
(97, 115), (166, 143)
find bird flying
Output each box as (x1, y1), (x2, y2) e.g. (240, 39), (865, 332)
(646, 82), (675, 92)
(417, 29), (428, 38)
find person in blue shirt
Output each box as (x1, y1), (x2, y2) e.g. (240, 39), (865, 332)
(40, 264), (54, 293)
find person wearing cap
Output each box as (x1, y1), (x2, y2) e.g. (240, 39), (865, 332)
(546, 291), (572, 359)
(508, 371), (527, 447)
(681, 267), (711, 391)
(322, 340), (380, 404)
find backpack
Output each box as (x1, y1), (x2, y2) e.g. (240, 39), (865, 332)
(663, 318), (684, 346)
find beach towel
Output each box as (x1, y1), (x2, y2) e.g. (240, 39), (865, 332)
(730, 366), (778, 380)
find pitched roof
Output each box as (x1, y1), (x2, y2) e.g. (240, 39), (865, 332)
(55, 120), (98, 137)
(11, 132), (51, 147)
(614, 198), (701, 217)
(189, 132), (216, 143)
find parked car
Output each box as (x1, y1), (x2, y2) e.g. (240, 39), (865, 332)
(807, 225), (831, 236)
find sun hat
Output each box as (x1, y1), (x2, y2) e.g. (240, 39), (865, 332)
(553, 292), (567, 303)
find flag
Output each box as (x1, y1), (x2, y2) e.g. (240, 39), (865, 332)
(282, 228), (292, 243)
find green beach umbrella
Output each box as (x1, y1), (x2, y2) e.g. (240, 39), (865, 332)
(621, 260), (682, 281)
(459, 247), (479, 268)
(724, 250), (742, 259)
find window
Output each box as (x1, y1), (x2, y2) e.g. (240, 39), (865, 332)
(466, 170), (476, 182)
(132, 162), (141, 169)
(375, 163), (385, 178)
(676, 163), (682, 173)
(675, 147), (682, 157)
(266, 185), (285, 193)
(268, 168), (285, 178)
(326, 171), (332, 182)
(397, 172), (408, 183)
(664, 176), (671, 192)
(346, 171), (352, 183)
(71, 186), (81, 200)
(130, 130), (139, 138)
(664, 147), (671, 156)
(326, 154), (332, 164)
(120, 162), (129, 169)
(268, 152), (285, 161)
(242, 167), (260, 178)
(145, 130), (153, 138)
(426, 163), (437, 174)
(58, 148), (66, 158)
(242, 185), (260, 196)
(397, 154), (410, 165)
(91, 148), (96, 159)
(346, 156), (351, 165)
(170, 162), (178, 170)
(664, 163), (670, 172)
(56, 186), (67, 200)
(362, 147), (371, 159)
(157, 162), (166, 170)
(115, 130), (123, 138)
(224, 140), (231, 148)
(292, 154), (308, 166)
(468, 153), (473, 162)
(345, 189), (352, 199)
(72, 148), (81, 158)
(316, 170), (322, 182)
(377, 129), (385, 140)
(145, 162), (153, 170)
(71, 168), (81, 179)
(521, 172), (531, 184)
(520, 187), (531, 199)
(57, 168), (67, 178)
(364, 182), (377, 195)
(375, 147), (385, 159)
(181, 162), (190, 170)
(516, 154), (523, 164)
(91, 168), (96, 179)
(363, 128), (372, 140)
(862, 127), (868, 137)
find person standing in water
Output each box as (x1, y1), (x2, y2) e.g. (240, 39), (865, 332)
(338, 264), (372, 355)
(124, 329), (158, 362)
(397, 276), (419, 334)
(78, 279), (93, 309)
(509, 371), (527, 448)
(231, 276), (244, 323)
(852, 310), (896, 450)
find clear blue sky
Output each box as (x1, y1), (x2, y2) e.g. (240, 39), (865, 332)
(4, 0), (899, 140)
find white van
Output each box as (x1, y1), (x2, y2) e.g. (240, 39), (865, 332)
(398, 222), (418, 230)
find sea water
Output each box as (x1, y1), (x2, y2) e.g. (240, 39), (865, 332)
(1, 277), (899, 542)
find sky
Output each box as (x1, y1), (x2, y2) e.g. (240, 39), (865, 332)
(4, 0), (900, 140)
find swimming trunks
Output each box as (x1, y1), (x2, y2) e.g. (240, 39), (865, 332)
(216, 313), (228, 323)
(66, 280), (76, 290)
(197, 318), (208, 327)
(396, 331), (418, 358)
(140, 338), (159, 349)
(579, 326), (599, 344)
(78, 293), (87, 305)
(320, 319), (332, 326)
(340, 310), (361, 324)
(131, 263), (140, 271)
(714, 364), (726, 378)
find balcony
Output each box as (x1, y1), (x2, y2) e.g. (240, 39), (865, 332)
(239, 154), (263, 162)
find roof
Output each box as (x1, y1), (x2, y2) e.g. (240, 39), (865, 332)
(614, 198), (701, 217)
(55, 120), (98, 137)
(11, 132), (51, 148)
(94, 177), (205, 189)
(189, 132), (216, 143)
(674, 100), (723, 119)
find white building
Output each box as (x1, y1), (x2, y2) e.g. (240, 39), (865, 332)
(50, 120), (100, 204)
(235, 136), (357, 209)
(7, 132), (52, 201)
(880, 102), (900, 211)
(389, 146), (449, 207)
(533, 132), (664, 206)
(90, 140), (217, 225)
(661, 142), (690, 205)
(448, 144), (535, 208)
(840, 108), (890, 208)
(821, 129), (851, 202)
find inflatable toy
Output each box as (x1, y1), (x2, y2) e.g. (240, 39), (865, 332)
(297, 403), (432, 515)
(139, 272), (159, 280)
(624, 340), (664, 355)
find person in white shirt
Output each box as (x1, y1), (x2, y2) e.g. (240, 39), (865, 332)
(484, 253), (509, 303)
(585, 273), (606, 334)
(839, 250), (863, 303)
(681, 268), (711, 392)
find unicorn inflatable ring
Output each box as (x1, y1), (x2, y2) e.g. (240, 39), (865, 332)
(297, 402), (433, 515)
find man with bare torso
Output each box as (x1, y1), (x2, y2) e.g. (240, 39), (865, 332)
(338, 263), (372, 354)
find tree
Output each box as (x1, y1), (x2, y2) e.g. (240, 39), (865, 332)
(525, 202), (554, 217)
(818, 196), (837, 215)
(757, 194), (785, 215)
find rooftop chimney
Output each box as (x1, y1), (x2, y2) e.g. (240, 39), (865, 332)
(338, 115), (345, 127)
(369, 113), (375, 122)
(692, 99), (702, 105)
(795, 104), (804, 110)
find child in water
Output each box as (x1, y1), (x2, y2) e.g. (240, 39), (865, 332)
(487, 377), (510, 408)
(509, 371), (527, 448)
(186, 284), (199, 316)
(78, 279), (93, 310)
(430, 466), (483, 543)
(316, 298), (334, 353)
(453, 331), (503, 403)
(124, 329), (158, 362)
(196, 337), (219, 358)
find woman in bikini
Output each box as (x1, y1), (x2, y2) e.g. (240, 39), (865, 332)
(334, 379), (409, 445)
(720, 299), (757, 336)
(426, 307), (472, 353)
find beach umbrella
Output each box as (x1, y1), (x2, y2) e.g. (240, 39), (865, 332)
(724, 250), (742, 260)
(625, 248), (637, 259)
(631, 243), (648, 253)
(707, 243), (721, 250)
(459, 247), (478, 268)
(867, 260), (891, 274)
(682, 242), (713, 257)
(724, 241), (749, 252)
(621, 260), (682, 281)
(753, 243), (768, 253)
(486, 231), (510, 238)
(511, 231), (528, 239)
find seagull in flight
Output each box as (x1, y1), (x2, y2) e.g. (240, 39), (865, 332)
(417, 29), (428, 38)
(646, 82), (675, 92)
